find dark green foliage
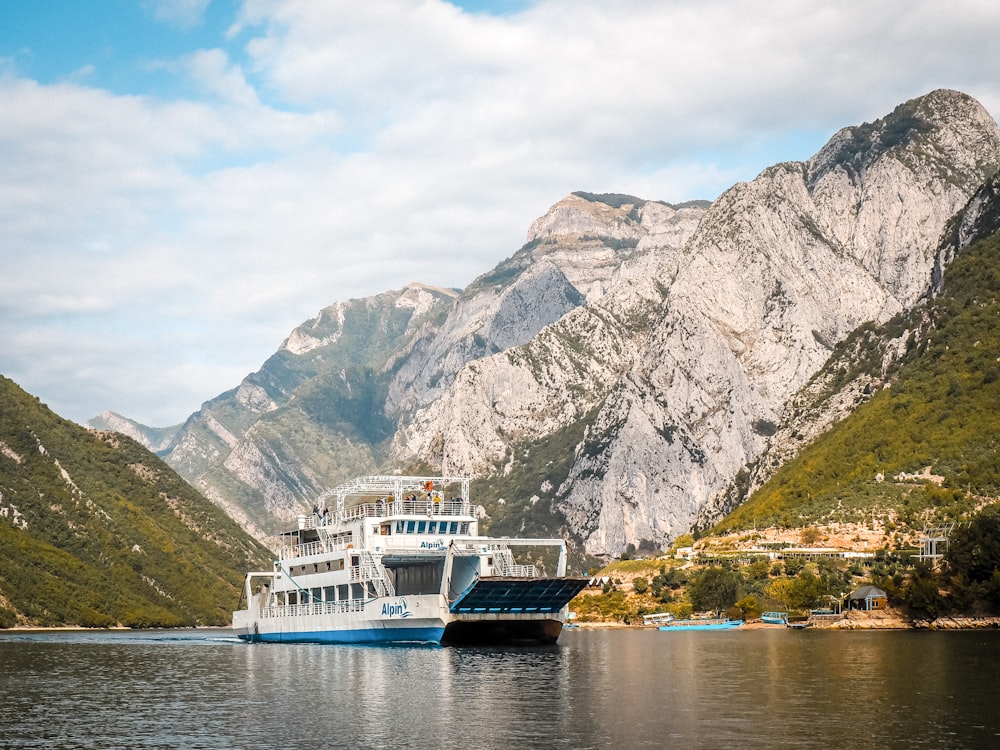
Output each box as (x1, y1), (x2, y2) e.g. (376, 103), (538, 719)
(903, 563), (946, 618)
(687, 566), (743, 612)
(878, 111), (934, 151)
(785, 569), (825, 610)
(464, 244), (537, 294)
(0, 376), (272, 628)
(946, 505), (1000, 584)
(571, 191), (646, 210)
(669, 199), (713, 210)
(717, 227), (1000, 534)
(578, 234), (639, 251)
(475, 407), (603, 573)
(295, 367), (394, 444)
(823, 96), (938, 177)
(752, 419), (778, 437)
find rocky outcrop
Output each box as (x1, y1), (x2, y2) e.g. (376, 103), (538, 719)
(97, 90), (1000, 557)
(140, 285), (461, 536)
(88, 411), (180, 453)
(392, 90), (1000, 557)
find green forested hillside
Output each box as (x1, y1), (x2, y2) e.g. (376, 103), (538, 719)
(716, 228), (1000, 536)
(0, 377), (272, 628)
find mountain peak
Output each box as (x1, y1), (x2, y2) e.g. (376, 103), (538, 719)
(807, 88), (999, 188)
(526, 192), (649, 243)
(108, 90), (1000, 559)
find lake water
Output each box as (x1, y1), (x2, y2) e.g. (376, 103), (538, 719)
(1, 627), (997, 749)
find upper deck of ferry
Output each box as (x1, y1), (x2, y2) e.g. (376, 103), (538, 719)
(300, 494), (474, 529)
(279, 475), (478, 561)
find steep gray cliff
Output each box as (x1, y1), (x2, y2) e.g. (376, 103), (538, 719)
(145, 284), (460, 535)
(384, 193), (704, 425)
(391, 90), (1000, 556)
(100, 90), (1000, 558)
(131, 194), (703, 539)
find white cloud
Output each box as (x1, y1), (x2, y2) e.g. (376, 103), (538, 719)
(181, 49), (260, 107)
(3, 0), (1000, 425)
(145, 0), (212, 30)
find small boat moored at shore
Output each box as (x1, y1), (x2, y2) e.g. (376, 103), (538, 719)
(658, 617), (744, 631)
(761, 611), (789, 625)
(642, 612), (676, 627)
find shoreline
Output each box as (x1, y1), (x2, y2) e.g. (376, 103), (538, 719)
(574, 612), (1000, 631)
(1, 624), (232, 633)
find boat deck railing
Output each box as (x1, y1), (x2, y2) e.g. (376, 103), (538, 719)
(300, 499), (472, 529)
(490, 545), (538, 577)
(354, 549), (393, 597)
(278, 536), (354, 561)
(261, 598), (368, 619)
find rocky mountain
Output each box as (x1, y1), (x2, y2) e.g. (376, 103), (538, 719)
(148, 284), (461, 539)
(134, 194), (705, 539)
(397, 89), (1000, 556)
(0, 375), (271, 627)
(106, 89), (1000, 559)
(89, 410), (181, 453)
(701, 169), (1000, 538)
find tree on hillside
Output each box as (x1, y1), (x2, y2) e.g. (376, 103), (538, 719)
(945, 504), (1000, 612)
(687, 566), (743, 612)
(902, 562), (946, 618)
(947, 505), (1000, 583)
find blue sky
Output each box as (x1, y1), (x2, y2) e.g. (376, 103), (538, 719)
(3, 0), (1000, 426)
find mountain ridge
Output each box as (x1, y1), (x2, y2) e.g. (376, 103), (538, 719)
(0, 375), (271, 627)
(93, 89), (1000, 560)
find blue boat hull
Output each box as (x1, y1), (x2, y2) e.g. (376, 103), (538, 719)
(238, 625), (446, 645)
(658, 619), (743, 631)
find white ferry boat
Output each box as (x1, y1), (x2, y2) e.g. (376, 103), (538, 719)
(232, 475), (589, 645)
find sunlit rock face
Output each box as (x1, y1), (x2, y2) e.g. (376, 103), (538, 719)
(392, 90), (1000, 556)
(125, 90), (999, 556)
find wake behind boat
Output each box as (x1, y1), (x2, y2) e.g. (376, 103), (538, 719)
(232, 476), (589, 645)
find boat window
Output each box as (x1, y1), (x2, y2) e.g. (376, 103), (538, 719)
(449, 522), (458, 534)
(427, 521), (437, 534)
(406, 521), (415, 533)
(417, 521), (427, 533)
(396, 521), (405, 533)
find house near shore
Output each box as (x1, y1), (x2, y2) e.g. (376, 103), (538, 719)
(846, 585), (888, 611)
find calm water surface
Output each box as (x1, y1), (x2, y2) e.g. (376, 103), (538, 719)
(1, 627), (997, 749)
